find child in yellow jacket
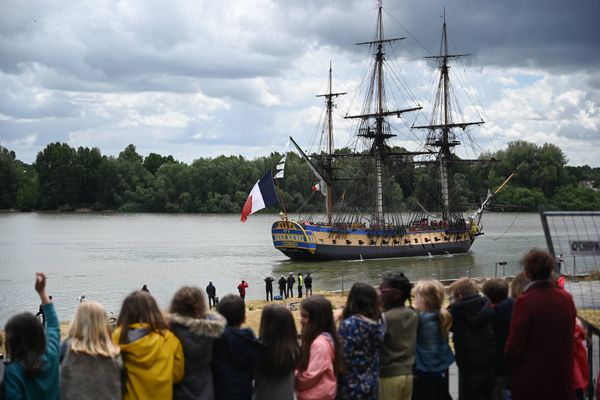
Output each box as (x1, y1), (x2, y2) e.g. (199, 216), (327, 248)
(113, 291), (184, 400)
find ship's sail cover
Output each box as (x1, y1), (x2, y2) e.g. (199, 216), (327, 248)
(240, 170), (279, 222)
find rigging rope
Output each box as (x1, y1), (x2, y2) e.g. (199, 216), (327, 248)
(490, 212), (520, 242)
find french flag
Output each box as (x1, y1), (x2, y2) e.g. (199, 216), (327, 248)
(240, 170), (279, 222)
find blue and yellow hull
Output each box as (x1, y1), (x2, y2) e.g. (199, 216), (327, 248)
(271, 219), (477, 261)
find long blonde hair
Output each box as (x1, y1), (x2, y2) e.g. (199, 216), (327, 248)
(413, 280), (453, 337)
(68, 301), (120, 358)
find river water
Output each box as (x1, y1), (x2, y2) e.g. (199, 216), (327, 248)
(0, 212), (546, 326)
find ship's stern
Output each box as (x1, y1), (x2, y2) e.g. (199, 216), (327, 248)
(271, 220), (317, 260)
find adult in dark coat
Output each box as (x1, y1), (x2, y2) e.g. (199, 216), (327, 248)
(264, 276), (274, 301)
(304, 273), (313, 296)
(278, 276), (287, 299)
(505, 248), (576, 400)
(448, 278), (496, 400)
(286, 273), (295, 298)
(206, 282), (217, 309)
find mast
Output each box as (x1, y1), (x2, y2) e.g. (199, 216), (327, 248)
(413, 10), (483, 221)
(316, 62), (346, 225)
(346, 5), (421, 227)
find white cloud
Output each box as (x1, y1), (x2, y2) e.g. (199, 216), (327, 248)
(0, 0), (598, 167)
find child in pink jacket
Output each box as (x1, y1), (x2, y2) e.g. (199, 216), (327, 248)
(295, 296), (343, 400)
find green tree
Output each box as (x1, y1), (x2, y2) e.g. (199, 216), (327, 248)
(0, 146), (19, 208)
(144, 152), (176, 175)
(16, 163), (39, 210)
(35, 142), (79, 209)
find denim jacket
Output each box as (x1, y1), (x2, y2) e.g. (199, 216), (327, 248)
(415, 311), (454, 373)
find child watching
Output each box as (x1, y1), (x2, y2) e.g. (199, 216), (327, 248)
(254, 304), (300, 400)
(378, 273), (417, 400)
(60, 301), (122, 400)
(448, 278), (495, 400)
(4, 273), (59, 400)
(295, 295), (343, 400)
(413, 280), (454, 400)
(168, 286), (227, 400)
(337, 282), (383, 399)
(212, 294), (264, 400)
(113, 291), (184, 400)
(482, 279), (514, 400)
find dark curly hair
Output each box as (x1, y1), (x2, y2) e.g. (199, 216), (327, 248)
(380, 272), (412, 310)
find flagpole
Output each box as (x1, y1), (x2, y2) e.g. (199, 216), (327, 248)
(275, 175), (288, 219)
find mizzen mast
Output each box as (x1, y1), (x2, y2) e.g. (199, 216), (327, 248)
(316, 62), (346, 225)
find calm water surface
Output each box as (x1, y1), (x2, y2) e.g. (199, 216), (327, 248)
(0, 212), (546, 326)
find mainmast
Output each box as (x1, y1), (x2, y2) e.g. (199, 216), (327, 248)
(316, 62), (346, 225)
(346, 5), (421, 227)
(413, 11), (483, 221)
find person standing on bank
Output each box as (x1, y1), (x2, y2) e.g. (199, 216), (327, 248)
(238, 280), (249, 301)
(304, 273), (313, 296)
(505, 248), (576, 400)
(297, 272), (304, 298)
(264, 276), (275, 302)
(556, 253), (565, 275)
(287, 273), (295, 298)
(278, 276), (287, 299)
(206, 281), (217, 309)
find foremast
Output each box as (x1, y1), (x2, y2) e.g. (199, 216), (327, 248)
(413, 11), (483, 221)
(345, 5), (421, 227)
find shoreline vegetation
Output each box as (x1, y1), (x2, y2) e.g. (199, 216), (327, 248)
(1, 141), (600, 213)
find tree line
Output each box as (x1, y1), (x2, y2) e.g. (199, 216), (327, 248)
(1, 141), (599, 213)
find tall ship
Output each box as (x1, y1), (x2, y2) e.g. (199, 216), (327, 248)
(271, 6), (511, 261)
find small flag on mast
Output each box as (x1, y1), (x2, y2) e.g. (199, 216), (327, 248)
(274, 140), (291, 179)
(311, 182), (320, 192)
(274, 155), (286, 179)
(240, 170), (279, 222)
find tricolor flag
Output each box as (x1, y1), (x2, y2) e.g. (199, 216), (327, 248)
(311, 182), (320, 192)
(240, 170), (279, 222)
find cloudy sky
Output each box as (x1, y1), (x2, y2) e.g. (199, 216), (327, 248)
(1, 0), (599, 166)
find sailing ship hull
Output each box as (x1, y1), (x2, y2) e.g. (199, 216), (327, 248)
(272, 220), (476, 261)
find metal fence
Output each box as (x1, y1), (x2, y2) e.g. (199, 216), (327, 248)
(540, 208), (600, 399)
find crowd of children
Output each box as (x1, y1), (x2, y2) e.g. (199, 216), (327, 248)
(0, 248), (591, 400)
